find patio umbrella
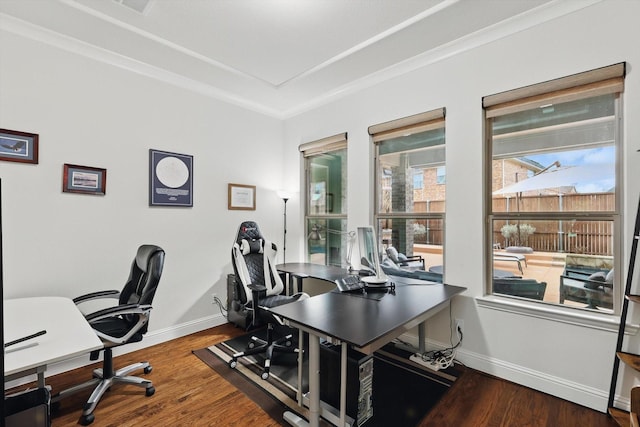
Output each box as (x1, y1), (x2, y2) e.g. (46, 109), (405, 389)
(493, 163), (615, 195)
(493, 162), (615, 252)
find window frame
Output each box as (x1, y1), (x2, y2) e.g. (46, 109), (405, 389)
(370, 108), (446, 277)
(300, 133), (348, 267)
(483, 63), (625, 316)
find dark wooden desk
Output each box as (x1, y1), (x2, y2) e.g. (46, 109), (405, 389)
(271, 268), (466, 427)
(277, 262), (351, 294)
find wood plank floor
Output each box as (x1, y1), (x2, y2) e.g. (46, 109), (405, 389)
(34, 323), (616, 427)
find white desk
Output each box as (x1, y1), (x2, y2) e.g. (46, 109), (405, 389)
(4, 296), (103, 388)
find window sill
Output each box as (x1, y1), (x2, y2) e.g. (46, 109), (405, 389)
(476, 295), (638, 335)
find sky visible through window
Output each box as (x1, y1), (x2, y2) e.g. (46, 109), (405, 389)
(519, 146), (614, 193)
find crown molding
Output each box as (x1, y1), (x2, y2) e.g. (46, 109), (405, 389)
(1, 0), (603, 120)
(280, 0), (603, 118)
(0, 12), (283, 118)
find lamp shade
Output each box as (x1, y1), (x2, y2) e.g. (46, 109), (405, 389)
(277, 190), (292, 201)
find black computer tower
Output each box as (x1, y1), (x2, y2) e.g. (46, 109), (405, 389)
(319, 342), (374, 426)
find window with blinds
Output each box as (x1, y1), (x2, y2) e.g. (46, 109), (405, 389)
(300, 133), (348, 267)
(369, 108), (446, 280)
(485, 63), (625, 313)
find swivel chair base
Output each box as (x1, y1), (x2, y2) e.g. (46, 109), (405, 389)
(229, 323), (300, 380)
(53, 348), (155, 425)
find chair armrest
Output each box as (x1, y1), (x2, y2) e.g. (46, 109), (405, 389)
(247, 284), (267, 292)
(560, 275), (611, 290)
(245, 284), (268, 328)
(73, 290), (120, 305)
(84, 303), (152, 322)
(247, 284), (267, 300)
(85, 304), (153, 345)
(398, 255), (425, 268)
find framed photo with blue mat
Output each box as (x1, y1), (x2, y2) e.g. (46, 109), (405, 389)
(62, 164), (106, 195)
(0, 128), (38, 164)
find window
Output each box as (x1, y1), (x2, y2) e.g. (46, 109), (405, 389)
(301, 133), (348, 267)
(436, 166), (446, 185)
(370, 108), (446, 279)
(413, 172), (424, 189)
(484, 63), (625, 313)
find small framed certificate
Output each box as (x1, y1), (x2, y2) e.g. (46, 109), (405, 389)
(228, 183), (256, 210)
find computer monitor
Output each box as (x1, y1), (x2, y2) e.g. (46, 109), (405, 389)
(357, 226), (388, 285)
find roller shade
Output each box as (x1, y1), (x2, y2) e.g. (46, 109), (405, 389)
(368, 108), (445, 143)
(484, 63), (625, 118)
(299, 132), (347, 157)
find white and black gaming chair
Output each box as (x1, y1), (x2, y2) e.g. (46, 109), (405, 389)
(229, 221), (308, 379)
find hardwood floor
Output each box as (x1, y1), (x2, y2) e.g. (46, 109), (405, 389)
(36, 323), (616, 427)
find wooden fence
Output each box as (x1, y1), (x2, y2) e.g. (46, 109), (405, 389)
(412, 193), (614, 255)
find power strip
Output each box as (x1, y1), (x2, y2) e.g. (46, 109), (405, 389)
(409, 354), (440, 371)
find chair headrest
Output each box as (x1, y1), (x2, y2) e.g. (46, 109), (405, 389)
(240, 238), (263, 255)
(386, 246), (399, 262)
(135, 245), (164, 272)
(235, 221), (264, 245)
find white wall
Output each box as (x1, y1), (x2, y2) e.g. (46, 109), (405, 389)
(283, 0), (640, 411)
(3, 0), (640, 412)
(0, 30), (286, 340)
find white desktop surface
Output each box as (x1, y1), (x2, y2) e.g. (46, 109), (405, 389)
(4, 296), (103, 380)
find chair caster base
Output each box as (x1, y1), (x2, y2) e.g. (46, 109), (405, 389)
(79, 414), (95, 426)
(146, 386), (155, 397)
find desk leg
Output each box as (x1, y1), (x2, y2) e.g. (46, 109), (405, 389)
(286, 274), (304, 295)
(308, 335), (321, 427)
(37, 371), (45, 388)
(297, 329), (303, 406)
(418, 322), (426, 354)
(284, 333), (320, 427)
(288, 274), (294, 296)
(339, 342), (347, 427)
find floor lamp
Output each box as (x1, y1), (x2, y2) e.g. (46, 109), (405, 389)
(277, 191), (290, 264)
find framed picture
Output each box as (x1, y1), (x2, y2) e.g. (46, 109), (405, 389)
(228, 183), (256, 210)
(0, 128), (39, 164)
(149, 149), (193, 207)
(63, 164), (107, 195)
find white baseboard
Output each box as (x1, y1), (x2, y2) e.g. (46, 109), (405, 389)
(6, 313), (228, 390)
(395, 332), (618, 413)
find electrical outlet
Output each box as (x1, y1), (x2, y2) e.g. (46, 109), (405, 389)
(455, 318), (464, 335)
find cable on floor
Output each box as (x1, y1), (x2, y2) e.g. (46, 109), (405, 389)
(213, 296), (228, 319)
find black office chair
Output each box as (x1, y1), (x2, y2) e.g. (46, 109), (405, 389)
(53, 244), (165, 426)
(228, 221), (308, 379)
